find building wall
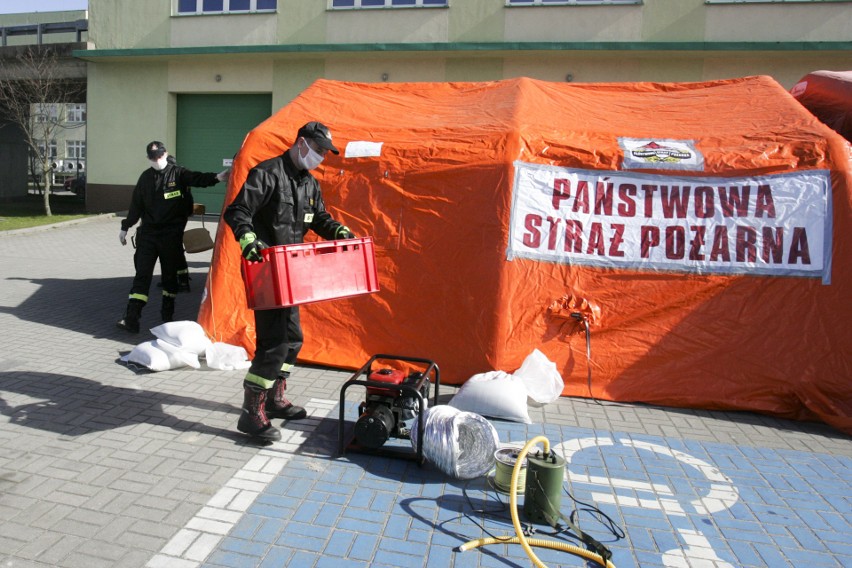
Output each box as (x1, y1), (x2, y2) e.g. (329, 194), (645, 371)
(78, 0), (852, 212)
(85, 61), (172, 212)
(87, 1), (167, 49)
(30, 103), (87, 187)
(704, 3), (852, 42)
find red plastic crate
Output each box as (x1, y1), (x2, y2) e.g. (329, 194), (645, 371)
(242, 237), (380, 310)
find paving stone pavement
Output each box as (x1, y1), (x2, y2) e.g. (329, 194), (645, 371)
(0, 215), (850, 568)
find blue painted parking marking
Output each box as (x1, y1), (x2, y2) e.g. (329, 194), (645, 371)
(200, 411), (852, 568)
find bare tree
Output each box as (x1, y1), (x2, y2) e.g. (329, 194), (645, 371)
(0, 45), (84, 216)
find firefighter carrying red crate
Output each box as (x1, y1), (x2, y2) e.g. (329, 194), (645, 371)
(223, 122), (355, 442)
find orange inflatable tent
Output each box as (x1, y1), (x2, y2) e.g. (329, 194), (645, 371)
(791, 70), (852, 142)
(199, 77), (852, 434)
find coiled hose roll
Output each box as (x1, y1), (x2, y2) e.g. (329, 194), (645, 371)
(410, 405), (499, 479)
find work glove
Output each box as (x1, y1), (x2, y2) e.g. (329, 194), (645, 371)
(119, 230), (127, 246)
(239, 232), (268, 262)
(335, 225), (355, 239)
(216, 169), (230, 183)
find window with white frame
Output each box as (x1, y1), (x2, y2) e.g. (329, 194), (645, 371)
(32, 103), (60, 123)
(66, 104), (86, 123)
(330, 0), (448, 9)
(506, 0), (640, 5)
(37, 140), (58, 159)
(67, 140), (86, 160)
(176, 0), (277, 15)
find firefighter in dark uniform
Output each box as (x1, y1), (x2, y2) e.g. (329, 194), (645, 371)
(224, 122), (354, 442)
(117, 141), (226, 333)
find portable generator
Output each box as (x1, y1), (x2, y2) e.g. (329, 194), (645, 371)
(338, 354), (440, 464)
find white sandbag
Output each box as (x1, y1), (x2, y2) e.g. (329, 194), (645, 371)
(155, 338), (201, 369)
(514, 348), (564, 404)
(121, 339), (200, 372)
(448, 370), (532, 424)
(410, 405), (499, 480)
(205, 342), (251, 371)
(150, 321), (212, 355)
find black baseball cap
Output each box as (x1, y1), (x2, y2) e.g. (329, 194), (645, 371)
(146, 141), (167, 160)
(297, 122), (339, 155)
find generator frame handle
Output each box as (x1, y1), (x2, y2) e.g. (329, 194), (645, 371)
(338, 354), (440, 465)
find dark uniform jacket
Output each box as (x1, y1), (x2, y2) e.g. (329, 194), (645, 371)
(223, 151), (343, 245)
(121, 164), (219, 231)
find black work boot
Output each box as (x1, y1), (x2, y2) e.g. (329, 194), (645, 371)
(116, 299), (145, 333)
(161, 295), (175, 323)
(237, 382), (281, 441)
(266, 375), (307, 420)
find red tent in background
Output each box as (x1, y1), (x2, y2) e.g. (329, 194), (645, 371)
(198, 76), (852, 434)
(792, 70), (852, 142)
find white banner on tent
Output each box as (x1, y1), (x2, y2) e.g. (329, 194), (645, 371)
(507, 162), (832, 283)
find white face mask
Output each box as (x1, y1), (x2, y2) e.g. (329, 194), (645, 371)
(296, 138), (324, 171)
(150, 155), (168, 171)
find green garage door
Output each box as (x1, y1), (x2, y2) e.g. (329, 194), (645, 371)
(176, 94), (271, 213)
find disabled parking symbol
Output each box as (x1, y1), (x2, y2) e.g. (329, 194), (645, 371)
(559, 436), (738, 567)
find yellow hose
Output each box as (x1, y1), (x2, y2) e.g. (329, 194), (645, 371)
(458, 536), (614, 566)
(459, 435), (616, 568)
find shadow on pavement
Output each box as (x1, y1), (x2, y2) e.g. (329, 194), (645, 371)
(1, 267), (209, 338)
(0, 371), (242, 441)
(399, 490), (528, 568)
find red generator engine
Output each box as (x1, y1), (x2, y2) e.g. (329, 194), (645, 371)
(354, 368), (427, 449)
(338, 355), (440, 464)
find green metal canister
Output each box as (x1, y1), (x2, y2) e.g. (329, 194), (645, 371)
(523, 450), (566, 527)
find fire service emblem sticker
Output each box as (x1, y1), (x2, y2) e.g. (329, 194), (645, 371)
(619, 137), (704, 171)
